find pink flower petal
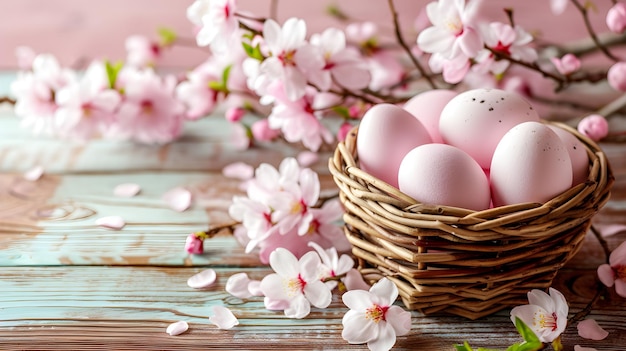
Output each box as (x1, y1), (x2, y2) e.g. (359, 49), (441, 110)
(95, 216), (126, 230)
(209, 305), (239, 329)
(248, 280), (264, 296)
(23, 166), (44, 181)
(597, 264), (616, 287)
(296, 151), (319, 167)
(222, 162), (254, 180)
(225, 273), (253, 299)
(113, 183), (141, 198)
(577, 319), (609, 340)
(163, 187), (192, 212)
(343, 269), (371, 291)
(574, 345), (598, 351)
(187, 269), (217, 289)
(166, 321), (189, 336)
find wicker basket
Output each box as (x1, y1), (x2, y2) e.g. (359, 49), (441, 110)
(329, 122), (614, 319)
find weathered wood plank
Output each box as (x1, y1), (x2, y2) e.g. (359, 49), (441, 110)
(2, 266), (624, 350)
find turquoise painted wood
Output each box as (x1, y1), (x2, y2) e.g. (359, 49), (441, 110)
(1, 88), (626, 350)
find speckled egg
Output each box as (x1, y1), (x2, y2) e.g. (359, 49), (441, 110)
(490, 121), (573, 207)
(439, 88), (540, 169)
(357, 103), (432, 188)
(403, 89), (458, 143)
(548, 125), (590, 186)
(398, 143), (491, 211)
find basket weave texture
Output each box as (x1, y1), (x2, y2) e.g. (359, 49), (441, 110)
(329, 122), (614, 319)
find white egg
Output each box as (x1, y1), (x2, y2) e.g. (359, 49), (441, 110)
(548, 125), (589, 185)
(398, 143), (491, 211)
(403, 89), (458, 143)
(490, 121), (573, 207)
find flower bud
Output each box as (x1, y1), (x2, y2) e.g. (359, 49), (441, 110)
(607, 3), (626, 33)
(578, 114), (609, 141)
(608, 61), (626, 91)
(251, 119), (280, 141)
(185, 233), (204, 254)
(225, 107), (246, 122)
(337, 122), (354, 141)
(551, 54), (581, 75)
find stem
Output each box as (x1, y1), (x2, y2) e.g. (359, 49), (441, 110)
(387, 0), (437, 89)
(568, 225), (611, 324)
(570, 0), (620, 62)
(596, 92), (626, 117)
(0, 96), (16, 105)
(270, 0), (278, 20)
(200, 222), (240, 239)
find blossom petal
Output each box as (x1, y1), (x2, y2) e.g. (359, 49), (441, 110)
(303, 280), (332, 308)
(260, 273), (291, 301)
(264, 297), (290, 310)
(166, 321), (189, 336)
(113, 183), (141, 198)
(369, 278), (398, 306)
(615, 279), (626, 298)
(341, 309), (378, 344)
(187, 269), (217, 289)
(209, 305), (239, 329)
(269, 248), (300, 278)
(574, 346), (597, 351)
(597, 264), (616, 287)
(296, 151), (319, 167)
(342, 290), (374, 311)
(510, 305), (555, 343)
(222, 162), (254, 180)
(284, 294), (311, 319)
(299, 250), (322, 281)
(95, 216), (126, 230)
(609, 240), (626, 266)
(367, 321), (397, 351)
(248, 279), (264, 296)
(577, 319), (609, 340)
(385, 306), (412, 336)
(163, 187), (192, 212)
(226, 272), (253, 298)
(417, 27), (455, 55)
(23, 166), (44, 181)
(343, 269), (371, 291)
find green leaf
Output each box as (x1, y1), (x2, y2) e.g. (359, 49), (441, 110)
(221, 64), (232, 88)
(454, 341), (474, 351)
(158, 27), (178, 46)
(104, 60), (124, 90)
(505, 318), (543, 351)
(332, 106), (351, 119)
(242, 42), (264, 61)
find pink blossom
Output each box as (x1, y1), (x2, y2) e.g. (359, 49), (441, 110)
(54, 61), (121, 141)
(251, 18), (324, 101)
(337, 122), (354, 141)
(577, 319), (609, 340)
(225, 106), (246, 122)
(192, 0), (240, 54)
(308, 28), (371, 91)
(341, 278), (412, 351)
(267, 167), (319, 236)
(607, 61), (626, 91)
(551, 54), (581, 76)
(607, 3), (626, 34)
(228, 195), (277, 254)
(474, 22), (537, 75)
(125, 35), (161, 67)
(429, 53), (471, 84)
(111, 68), (184, 144)
(417, 0), (483, 60)
(185, 233), (204, 254)
(597, 240), (626, 297)
(308, 242), (354, 291)
(251, 119), (281, 142)
(260, 248), (332, 319)
(510, 288), (569, 343)
(578, 114), (609, 141)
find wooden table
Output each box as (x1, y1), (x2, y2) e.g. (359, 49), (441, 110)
(1, 92), (626, 350)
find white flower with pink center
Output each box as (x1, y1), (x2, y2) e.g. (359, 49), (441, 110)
(481, 22), (537, 66)
(125, 35), (161, 68)
(260, 248), (332, 319)
(308, 242), (354, 290)
(341, 278), (412, 351)
(510, 288), (568, 343)
(597, 240), (626, 297)
(192, 0), (240, 54)
(417, 0), (483, 60)
(110, 67), (184, 144)
(54, 61), (121, 141)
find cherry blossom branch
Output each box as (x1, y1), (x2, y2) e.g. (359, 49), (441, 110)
(570, 0), (620, 62)
(387, 0), (437, 89)
(197, 222), (240, 239)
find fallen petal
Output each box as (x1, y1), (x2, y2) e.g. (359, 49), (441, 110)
(113, 183), (141, 198)
(225, 273), (253, 299)
(163, 187), (192, 212)
(574, 346), (598, 351)
(577, 319), (609, 340)
(248, 280), (264, 296)
(296, 151), (319, 167)
(95, 216), (126, 230)
(222, 162), (254, 180)
(24, 166), (44, 181)
(209, 305), (239, 329)
(166, 321), (189, 336)
(187, 269), (217, 289)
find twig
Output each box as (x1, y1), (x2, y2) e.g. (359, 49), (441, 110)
(0, 96), (16, 105)
(270, 0), (278, 20)
(387, 0), (437, 89)
(596, 92), (626, 117)
(571, 0), (620, 62)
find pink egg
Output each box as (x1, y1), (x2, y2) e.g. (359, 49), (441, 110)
(398, 143), (491, 211)
(490, 122), (573, 206)
(357, 104), (432, 188)
(403, 89), (458, 143)
(548, 125), (589, 185)
(439, 88), (540, 169)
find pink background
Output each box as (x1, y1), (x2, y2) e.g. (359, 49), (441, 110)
(0, 0), (614, 69)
